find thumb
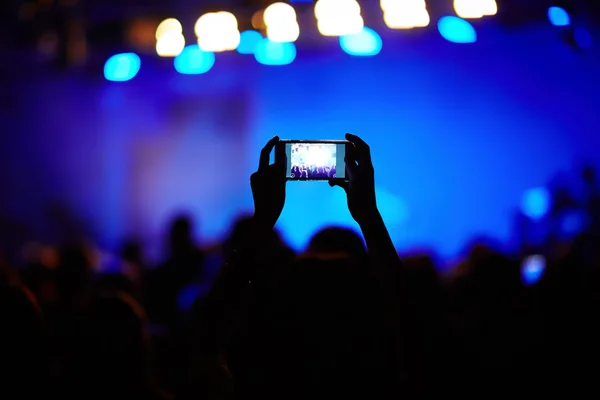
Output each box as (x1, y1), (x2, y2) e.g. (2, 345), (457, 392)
(328, 179), (348, 193)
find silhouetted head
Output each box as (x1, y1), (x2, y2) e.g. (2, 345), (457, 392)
(74, 291), (150, 388)
(403, 253), (439, 292)
(121, 240), (143, 265)
(261, 255), (395, 398)
(55, 242), (93, 309)
(168, 214), (195, 254)
(307, 227), (367, 263)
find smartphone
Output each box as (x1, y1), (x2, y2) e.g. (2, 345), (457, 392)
(276, 140), (350, 181)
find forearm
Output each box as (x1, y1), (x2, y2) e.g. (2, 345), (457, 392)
(359, 211), (402, 270)
(358, 210), (405, 303)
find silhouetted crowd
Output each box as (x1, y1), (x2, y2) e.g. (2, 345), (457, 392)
(291, 164), (336, 179)
(1, 135), (600, 399)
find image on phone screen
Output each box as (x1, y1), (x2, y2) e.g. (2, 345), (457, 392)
(283, 141), (347, 180)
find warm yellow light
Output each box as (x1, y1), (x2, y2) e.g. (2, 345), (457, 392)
(454, 0), (483, 19)
(156, 18), (182, 40)
(317, 15), (364, 36)
(315, 0), (361, 20)
(264, 2), (297, 24)
(482, 0), (498, 16)
(381, 0), (430, 29)
(314, 0), (364, 37)
(264, 2), (300, 42)
(194, 12), (241, 52)
(156, 32), (185, 57)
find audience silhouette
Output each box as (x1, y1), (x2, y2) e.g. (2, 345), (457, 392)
(0, 135), (599, 399)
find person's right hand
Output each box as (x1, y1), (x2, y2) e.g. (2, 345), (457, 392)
(329, 133), (379, 226)
(251, 136), (287, 230)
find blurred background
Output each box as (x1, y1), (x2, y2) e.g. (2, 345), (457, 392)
(1, 0), (598, 269)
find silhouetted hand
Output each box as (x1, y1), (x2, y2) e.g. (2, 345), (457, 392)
(251, 136), (287, 230)
(329, 133), (378, 226)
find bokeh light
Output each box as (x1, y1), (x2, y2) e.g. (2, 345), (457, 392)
(104, 53), (141, 82)
(521, 255), (546, 285)
(454, 0), (497, 19)
(156, 32), (185, 57)
(155, 18), (185, 57)
(339, 27), (382, 56)
(315, 0), (364, 37)
(521, 187), (550, 220)
(155, 18), (182, 40)
(548, 6), (570, 27)
(438, 16), (477, 43)
(195, 11), (241, 52)
(381, 0), (430, 29)
(254, 38), (296, 65)
(174, 45), (215, 74)
(237, 30), (263, 54)
(264, 2), (300, 42)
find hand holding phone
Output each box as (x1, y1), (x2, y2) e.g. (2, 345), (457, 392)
(329, 133), (378, 226)
(251, 136), (287, 230)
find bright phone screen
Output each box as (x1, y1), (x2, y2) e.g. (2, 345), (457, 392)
(285, 142), (346, 180)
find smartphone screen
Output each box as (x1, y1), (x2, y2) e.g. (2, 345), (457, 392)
(280, 140), (348, 181)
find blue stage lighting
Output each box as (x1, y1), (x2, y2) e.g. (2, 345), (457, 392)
(339, 27), (382, 57)
(254, 39), (296, 66)
(521, 255), (545, 286)
(521, 187), (550, 220)
(548, 6), (571, 27)
(437, 16), (477, 44)
(574, 28), (593, 48)
(174, 45), (215, 74)
(104, 53), (141, 82)
(237, 30), (263, 54)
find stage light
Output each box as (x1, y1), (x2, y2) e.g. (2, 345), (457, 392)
(104, 53), (141, 82)
(521, 255), (545, 286)
(174, 45), (215, 74)
(339, 27), (382, 56)
(156, 18), (182, 40)
(521, 187), (550, 220)
(481, 0), (497, 16)
(237, 30), (263, 54)
(195, 11), (241, 52)
(315, 0), (364, 37)
(548, 7), (571, 26)
(381, 0), (430, 29)
(264, 2), (300, 42)
(254, 38), (296, 65)
(156, 32), (185, 57)
(438, 16), (477, 43)
(453, 0), (496, 19)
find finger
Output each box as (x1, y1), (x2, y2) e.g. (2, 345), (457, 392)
(259, 136), (279, 171)
(328, 179), (348, 193)
(274, 139), (287, 172)
(345, 133), (372, 166)
(344, 155), (357, 179)
(267, 163), (286, 182)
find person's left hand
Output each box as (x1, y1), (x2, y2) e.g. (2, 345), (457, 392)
(251, 136), (287, 230)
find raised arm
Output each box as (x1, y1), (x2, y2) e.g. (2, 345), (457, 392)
(329, 133), (403, 291)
